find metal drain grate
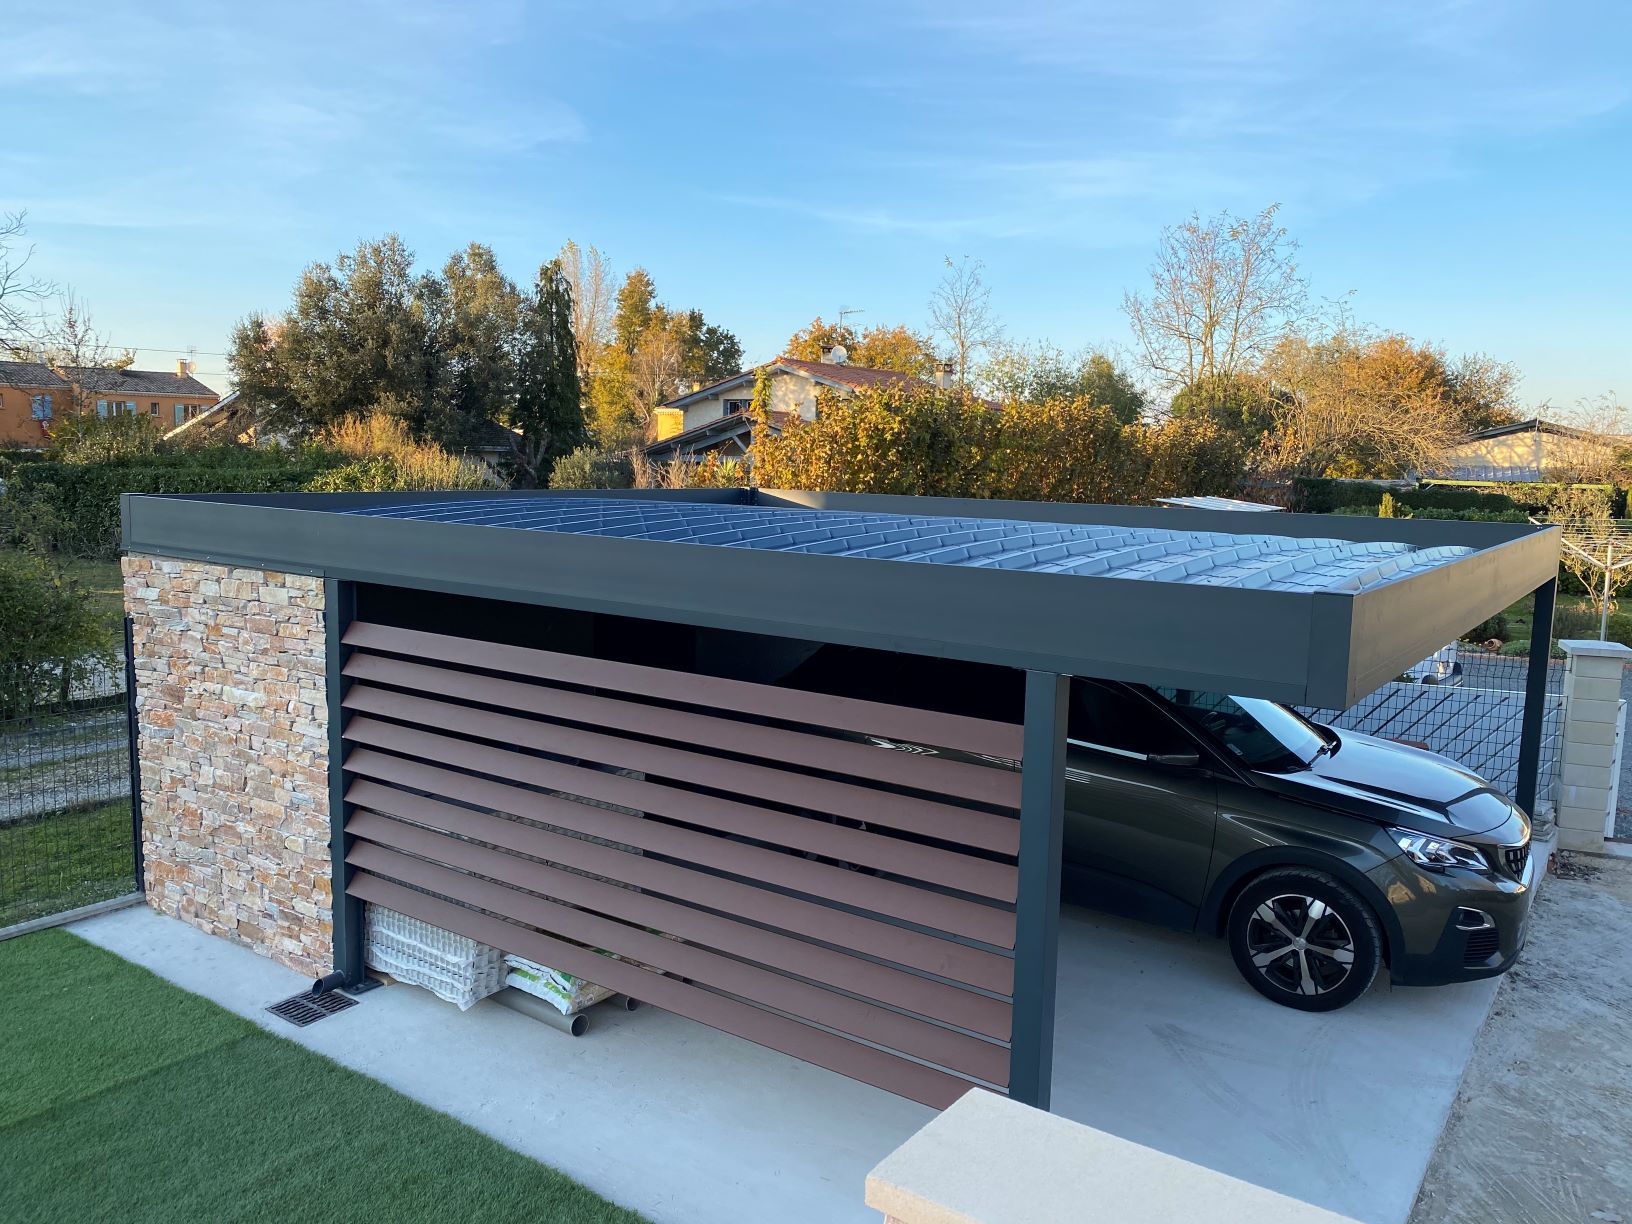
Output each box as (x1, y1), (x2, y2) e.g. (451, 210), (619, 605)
(267, 990), (359, 1027)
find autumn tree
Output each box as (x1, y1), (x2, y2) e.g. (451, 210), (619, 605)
(783, 318), (935, 376)
(556, 239), (613, 379)
(1257, 329), (1467, 478)
(1123, 204), (1307, 391)
(512, 258), (585, 487)
(929, 257), (1001, 386)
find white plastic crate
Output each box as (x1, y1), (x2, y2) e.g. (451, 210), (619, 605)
(364, 905), (505, 1011)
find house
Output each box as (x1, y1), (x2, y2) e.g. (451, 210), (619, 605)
(644, 349), (956, 464)
(1425, 418), (1625, 483)
(0, 358), (220, 446)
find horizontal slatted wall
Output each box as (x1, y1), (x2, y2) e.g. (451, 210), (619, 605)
(337, 622), (1025, 1109)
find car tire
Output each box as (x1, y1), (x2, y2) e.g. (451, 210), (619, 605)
(1226, 868), (1383, 1012)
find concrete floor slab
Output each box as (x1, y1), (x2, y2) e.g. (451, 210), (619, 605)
(70, 902), (1498, 1224)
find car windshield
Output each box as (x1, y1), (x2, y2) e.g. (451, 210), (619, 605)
(1152, 688), (1328, 770)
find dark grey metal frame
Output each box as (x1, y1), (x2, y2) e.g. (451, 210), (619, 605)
(121, 486), (1564, 1110)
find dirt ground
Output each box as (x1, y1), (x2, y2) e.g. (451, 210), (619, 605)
(1411, 851), (1632, 1224)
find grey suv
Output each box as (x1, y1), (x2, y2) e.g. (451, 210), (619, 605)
(1060, 680), (1534, 1010)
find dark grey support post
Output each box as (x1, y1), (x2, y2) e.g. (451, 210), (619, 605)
(123, 615), (145, 894)
(1515, 578), (1557, 822)
(1010, 669), (1069, 1110)
(324, 579), (369, 989)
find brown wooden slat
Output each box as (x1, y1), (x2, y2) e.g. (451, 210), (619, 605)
(344, 651), (1022, 808)
(349, 872), (979, 1110)
(343, 687), (1020, 859)
(347, 808), (1011, 1040)
(343, 621), (1023, 758)
(345, 777), (1014, 993)
(350, 843), (1011, 1085)
(343, 745), (1017, 949)
(341, 712), (1018, 908)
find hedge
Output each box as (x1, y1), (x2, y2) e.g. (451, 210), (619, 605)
(2, 455), (342, 559)
(1291, 477), (1522, 515)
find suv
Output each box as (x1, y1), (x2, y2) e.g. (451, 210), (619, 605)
(1059, 680), (1532, 1010)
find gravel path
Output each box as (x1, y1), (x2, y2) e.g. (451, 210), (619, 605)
(1410, 851), (1632, 1224)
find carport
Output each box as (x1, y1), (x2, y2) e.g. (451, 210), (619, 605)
(121, 487), (1560, 1111)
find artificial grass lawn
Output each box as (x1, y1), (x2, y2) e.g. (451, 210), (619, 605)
(0, 931), (647, 1224)
(0, 800), (136, 928)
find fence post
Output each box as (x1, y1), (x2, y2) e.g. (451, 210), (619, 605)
(1010, 670), (1068, 1111)
(123, 615), (144, 897)
(1555, 639), (1632, 852)
(1515, 578), (1556, 822)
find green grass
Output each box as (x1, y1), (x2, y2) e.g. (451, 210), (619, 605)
(0, 931), (647, 1224)
(0, 800), (136, 928)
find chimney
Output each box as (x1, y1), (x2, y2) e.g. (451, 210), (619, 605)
(934, 359), (956, 389)
(176, 358), (191, 378)
(820, 344), (836, 363)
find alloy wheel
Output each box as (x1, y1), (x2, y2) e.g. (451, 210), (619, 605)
(1244, 893), (1356, 997)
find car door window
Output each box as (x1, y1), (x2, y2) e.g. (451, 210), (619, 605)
(1069, 681), (1193, 758)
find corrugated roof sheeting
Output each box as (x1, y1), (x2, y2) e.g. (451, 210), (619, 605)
(340, 497), (1471, 595)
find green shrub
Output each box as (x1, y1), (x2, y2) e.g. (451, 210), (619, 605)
(1499, 638), (1567, 659)
(1551, 603), (1602, 641)
(0, 550), (114, 719)
(1605, 613), (1632, 648)
(46, 413), (166, 464)
(2, 453), (342, 559)
(548, 446), (635, 491)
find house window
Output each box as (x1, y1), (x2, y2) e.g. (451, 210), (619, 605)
(30, 394), (53, 420)
(724, 398), (751, 415)
(150, 402), (160, 416)
(174, 404), (187, 425)
(96, 400), (108, 417)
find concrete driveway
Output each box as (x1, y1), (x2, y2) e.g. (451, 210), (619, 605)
(72, 900), (1498, 1224)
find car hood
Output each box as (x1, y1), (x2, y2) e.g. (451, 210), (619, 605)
(1257, 728), (1521, 837)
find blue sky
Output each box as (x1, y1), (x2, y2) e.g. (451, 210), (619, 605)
(5, 0), (1629, 408)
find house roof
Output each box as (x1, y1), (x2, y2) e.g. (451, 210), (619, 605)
(63, 366), (219, 398)
(1455, 417), (1621, 444)
(659, 358), (922, 410)
(642, 410), (797, 460)
(0, 360), (69, 388)
(121, 487), (1560, 708)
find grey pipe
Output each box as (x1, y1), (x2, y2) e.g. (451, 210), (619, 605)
(493, 987), (588, 1036)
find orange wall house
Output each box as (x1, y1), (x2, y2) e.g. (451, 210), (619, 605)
(0, 359), (220, 446)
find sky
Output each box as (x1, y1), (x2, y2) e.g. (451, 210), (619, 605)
(3, 0), (1629, 408)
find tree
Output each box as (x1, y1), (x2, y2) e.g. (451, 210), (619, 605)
(1256, 328), (1466, 478)
(557, 240), (613, 379)
(36, 294), (138, 417)
(980, 341), (1146, 422)
(929, 257), (1001, 386)
(1123, 204), (1307, 390)
(0, 549), (114, 720)
(512, 258), (586, 487)
(0, 211), (53, 359)
(784, 318), (935, 377)
(1168, 372), (1281, 445)
(613, 268), (657, 353)
(228, 235), (443, 440)
(439, 243), (522, 449)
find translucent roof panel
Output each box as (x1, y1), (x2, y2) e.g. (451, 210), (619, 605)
(339, 497), (1471, 594)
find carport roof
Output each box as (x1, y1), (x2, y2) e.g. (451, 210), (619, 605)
(339, 496), (1470, 595)
(121, 487), (1560, 709)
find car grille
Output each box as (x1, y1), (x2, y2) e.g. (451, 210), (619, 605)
(1502, 844), (1529, 879)
(1463, 929), (1501, 965)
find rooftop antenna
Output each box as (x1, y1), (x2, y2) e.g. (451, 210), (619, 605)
(837, 305), (865, 333)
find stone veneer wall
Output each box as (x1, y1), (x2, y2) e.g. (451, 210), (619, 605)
(123, 554), (333, 976)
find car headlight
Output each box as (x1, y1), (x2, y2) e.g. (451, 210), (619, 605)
(1390, 828), (1489, 871)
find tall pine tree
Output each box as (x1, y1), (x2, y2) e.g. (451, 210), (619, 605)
(513, 258), (586, 487)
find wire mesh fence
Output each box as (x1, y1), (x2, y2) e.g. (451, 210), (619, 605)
(0, 676), (139, 935)
(1304, 681), (1565, 810)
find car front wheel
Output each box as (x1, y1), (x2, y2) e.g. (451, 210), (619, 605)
(1227, 868), (1383, 1011)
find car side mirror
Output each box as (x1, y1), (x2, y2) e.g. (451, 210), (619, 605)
(1147, 750), (1203, 770)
